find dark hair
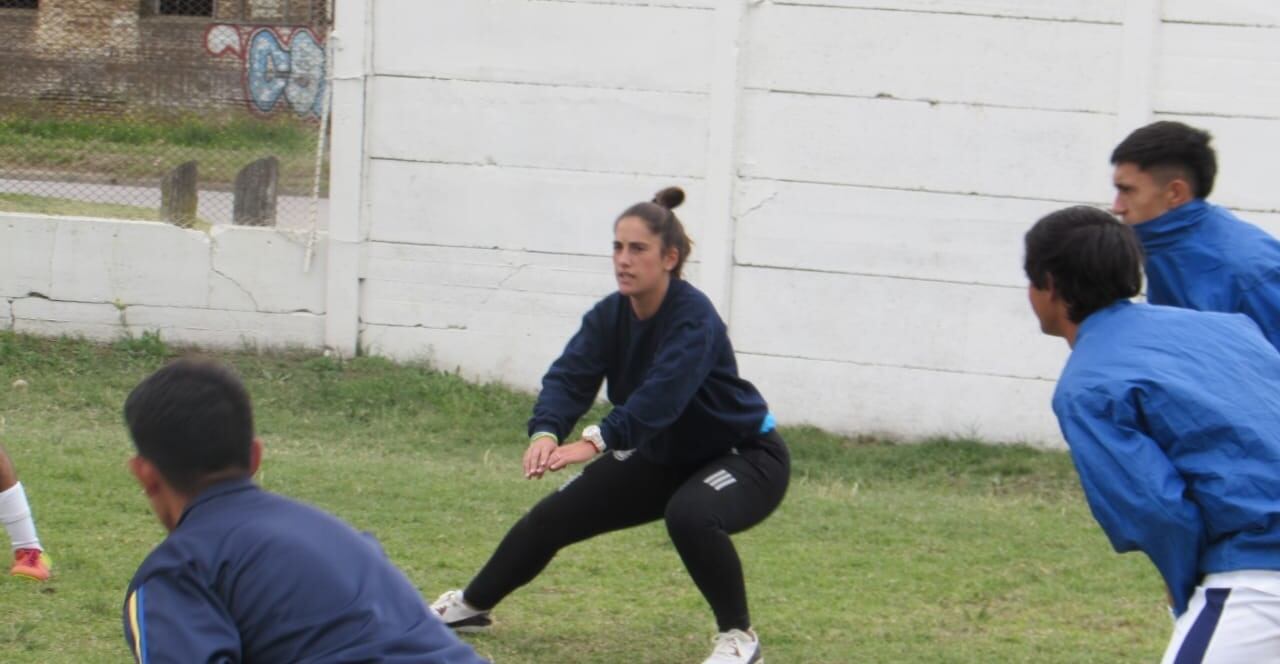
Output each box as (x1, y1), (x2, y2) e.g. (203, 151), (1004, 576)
(1024, 206), (1144, 323)
(1110, 121), (1217, 199)
(124, 359), (254, 494)
(615, 186), (694, 279)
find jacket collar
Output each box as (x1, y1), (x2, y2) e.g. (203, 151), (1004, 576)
(1132, 199), (1209, 250)
(1076, 300), (1133, 346)
(175, 477), (257, 529)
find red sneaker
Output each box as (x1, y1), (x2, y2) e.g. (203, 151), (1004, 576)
(11, 548), (51, 581)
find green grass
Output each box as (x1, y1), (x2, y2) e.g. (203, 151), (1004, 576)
(0, 193), (212, 231)
(0, 332), (1170, 662)
(0, 111), (325, 196)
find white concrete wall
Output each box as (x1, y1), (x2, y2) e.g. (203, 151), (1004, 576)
(0, 214), (327, 349)
(9, 0), (1280, 448)
(338, 0), (1280, 447)
(356, 0), (714, 393)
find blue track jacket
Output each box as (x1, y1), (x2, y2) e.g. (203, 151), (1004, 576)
(1052, 301), (1280, 615)
(529, 278), (771, 466)
(1134, 199), (1280, 350)
(123, 478), (487, 664)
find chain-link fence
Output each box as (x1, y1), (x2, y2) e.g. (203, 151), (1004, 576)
(0, 0), (331, 231)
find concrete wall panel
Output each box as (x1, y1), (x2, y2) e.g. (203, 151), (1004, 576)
(737, 90), (1115, 201)
(1164, 1), (1280, 27)
(125, 306), (325, 349)
(47, 218), (210, 308)
(1156, 22), (1280, 120)
(760, 1), (1118, 23)
(739, 352), (1063, 445)
(208, 226), (327, 314)
(12, 297), (123, 342)
(367, 77), (708, 177)
(365, 159), (705, 252)
(734, 179), (1065, 287)
(729, 266), (1069, 381)
(0, 216), (56, 298)
(746, 5), (1120, 112)
(373, 0), (713, 92)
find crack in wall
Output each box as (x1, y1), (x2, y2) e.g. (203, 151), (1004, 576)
(495, 263), (530, 290)
(369, 322), (468, 331)
(211, 267), (262, 310)
(738, 189), (779, 220)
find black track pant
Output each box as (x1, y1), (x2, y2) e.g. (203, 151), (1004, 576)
(464, 431), (790, 632)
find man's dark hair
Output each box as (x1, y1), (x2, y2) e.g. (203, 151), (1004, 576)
(1110, 120), (1217, 199)
(124, 359), (254, 493)
(1024, 206), (1144, 323)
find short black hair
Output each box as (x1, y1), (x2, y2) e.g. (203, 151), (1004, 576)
(124, 359), (254, 493)
(1110, 121), (1217, 198)
(1024, 206), (1144, 323)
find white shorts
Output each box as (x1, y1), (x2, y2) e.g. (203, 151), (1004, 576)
(1161, 570), (1280, 664)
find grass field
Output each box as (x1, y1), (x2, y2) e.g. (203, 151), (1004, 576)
(0, 111), (323, 196)
(0, 193), (213, 231)
(0, 332), (1170, 662)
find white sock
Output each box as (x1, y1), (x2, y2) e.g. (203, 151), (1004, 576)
(0, 482), (41, 551)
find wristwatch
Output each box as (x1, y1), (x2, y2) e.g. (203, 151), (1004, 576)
(583, 425), (607, 454)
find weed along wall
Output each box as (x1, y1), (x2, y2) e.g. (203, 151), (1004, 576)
(10, 1), (1280, 448)
(0, 213), (326, 349)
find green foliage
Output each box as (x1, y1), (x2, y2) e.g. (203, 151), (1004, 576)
(0, 113), (313, 152)
(0, 193), (213, 231)
(112, 331), (170, 361)
(0, 332), (1169, 662)
(0, 109), (323, 195)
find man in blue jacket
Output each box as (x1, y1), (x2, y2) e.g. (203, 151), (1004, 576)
(121, 359), (487, 664)
(1025, 205), (1280, 663)
(1110, 120), (1280, 349)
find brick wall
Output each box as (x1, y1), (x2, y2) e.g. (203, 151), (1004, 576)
(0, 0), (327, 116)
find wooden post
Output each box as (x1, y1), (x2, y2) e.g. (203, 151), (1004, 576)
(233, 156), (279, 227)
(160, 160), (198, 228)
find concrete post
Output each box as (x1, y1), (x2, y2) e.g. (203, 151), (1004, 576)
(324, 0), (370, 357)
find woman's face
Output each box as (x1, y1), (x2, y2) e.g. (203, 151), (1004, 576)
(613, 216), (677, 299)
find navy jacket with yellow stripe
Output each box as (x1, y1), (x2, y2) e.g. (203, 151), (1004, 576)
(123, 478), (486, 663)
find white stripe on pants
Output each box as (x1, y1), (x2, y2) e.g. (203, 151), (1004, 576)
(1161, 570), (1280, 664)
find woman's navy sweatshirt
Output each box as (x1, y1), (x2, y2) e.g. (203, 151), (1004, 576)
(528, 278), (771, 466)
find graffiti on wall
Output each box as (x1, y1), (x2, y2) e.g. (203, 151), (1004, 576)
(205, 24), (326, 118)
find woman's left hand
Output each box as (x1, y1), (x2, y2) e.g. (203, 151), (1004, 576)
(547, 440), (598, 471)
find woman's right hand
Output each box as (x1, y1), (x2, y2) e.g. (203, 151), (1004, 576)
(523, 435), (558, 479)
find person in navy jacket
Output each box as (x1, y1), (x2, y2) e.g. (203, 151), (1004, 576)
(431, 187), (789, 664)
(1025, 205), (1280, 663)
(121, 359), (487, 664)
(1110, 120), (1280, 349)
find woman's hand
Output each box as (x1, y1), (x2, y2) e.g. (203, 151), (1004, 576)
(523, 435), (558, 479)
(547, 441), (599, 472)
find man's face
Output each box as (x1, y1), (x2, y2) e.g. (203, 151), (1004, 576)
(1111, 162), (1177, 225)
(1027, 283), (1062, 337)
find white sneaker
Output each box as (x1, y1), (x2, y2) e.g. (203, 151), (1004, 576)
(430, 589), (493, 632)
(703, 628), (763, 664)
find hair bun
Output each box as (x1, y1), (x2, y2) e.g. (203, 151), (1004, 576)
(652, 186), (684, 210)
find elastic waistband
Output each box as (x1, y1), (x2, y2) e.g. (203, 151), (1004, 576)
(1202, 570), (1280, 595)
